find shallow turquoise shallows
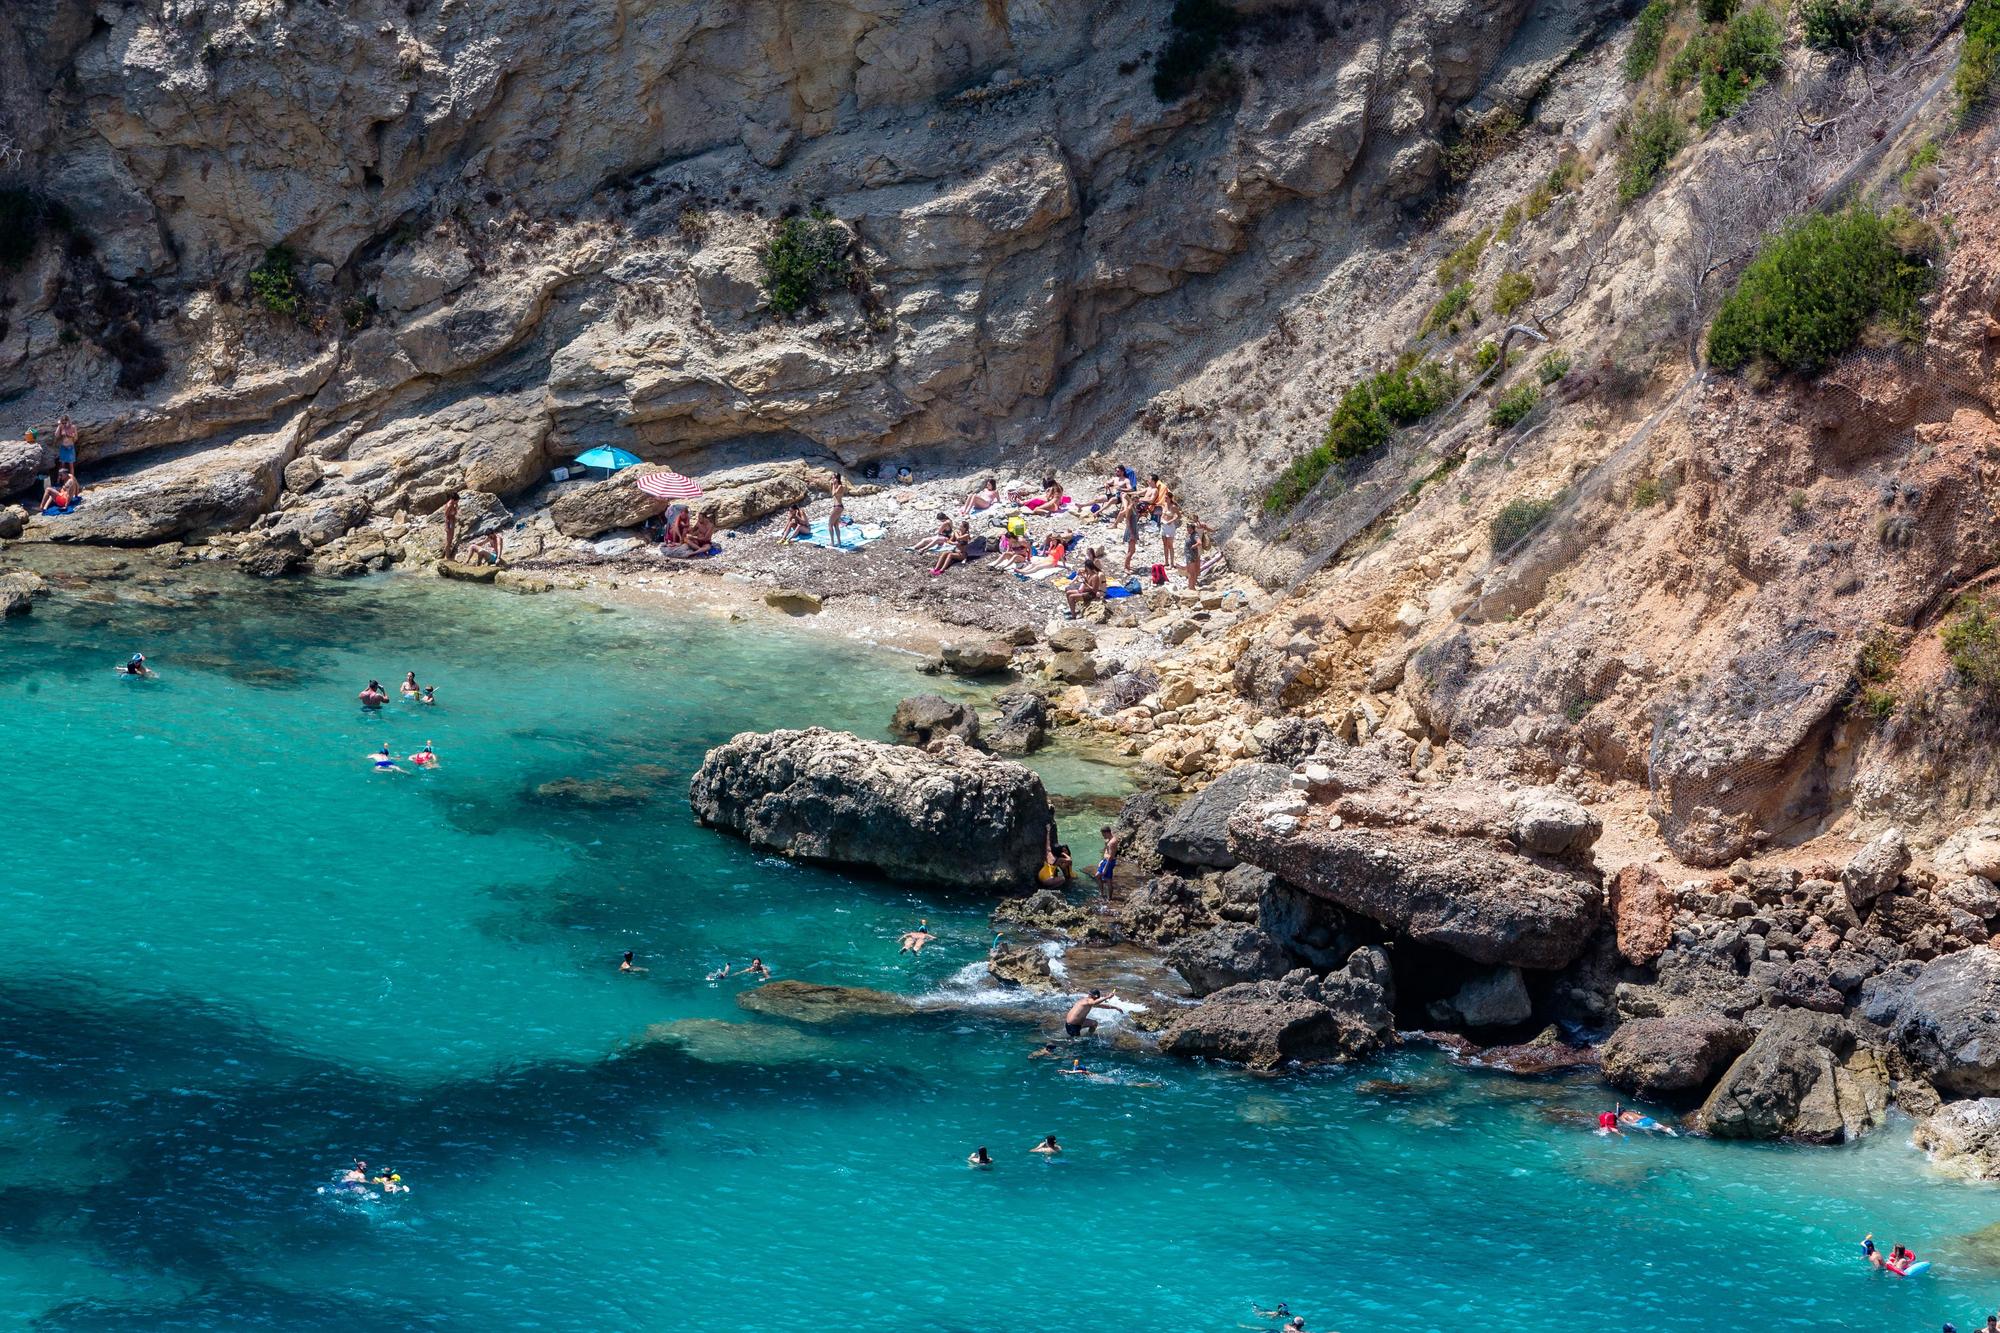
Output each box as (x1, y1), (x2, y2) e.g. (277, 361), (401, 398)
(5, 573), (2000, 1332)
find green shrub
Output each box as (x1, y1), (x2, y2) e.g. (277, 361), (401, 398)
(1153, 0), (1242, 101)
(1265, 361), (1457, 512)
(1958, 0), (2000, 112)
(761, 210), (851, 317)
(1617, 102), (1687, 205)
(1901, 138), (1941, 191)
(1488, 381), (1541, 428)
(1536, 350), (1573, 384)
(246, 246), (303, 317)
(0, 187), (72, 272)
(1493, 270), (1535, 319)
(1802, 0), (1911, 53)
(1944, 596), (2000, 699)
(1420, 282), (1474, 337)
(1630, 475), (1663, 508)
(1437, 228), (1491, 287)
(1490, 495), (1557, 549)
(1676, 7), (1783, 126)
(1699, 0), (1737, 19)
(1473, 339), (1501, 372)
(1625, 0), (1672, 80)
(1496, 203), (1524, 242)
(1706, 205), (1935, 374)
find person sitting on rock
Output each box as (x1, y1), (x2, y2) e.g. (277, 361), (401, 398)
(1064, 555), (1107, 617)
(1041, 824), (1073, 884)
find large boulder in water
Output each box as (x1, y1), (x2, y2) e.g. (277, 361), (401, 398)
(889, 694), (980, 747)
(689, 728), (1052, 889)
(1695, 1012), (1889, 1143)
(1161, 949), (1395, 1070)
(1599, 1013), (1754, 1101)
(1859, 945), (2000, 1097)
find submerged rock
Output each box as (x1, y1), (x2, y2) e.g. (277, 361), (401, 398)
(643, 1019), (853, 1065)
(1161, 949), (1395, 1070)
(1600, 1014), (1754, 1102)
(689, 728), (1051, 889)
(735, 980), (916, 1024)
(532, 776), (655, 808)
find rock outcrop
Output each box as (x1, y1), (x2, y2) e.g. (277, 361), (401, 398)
(1695, 1013), (1889, 1143)
(1859, 946), (2000, 1097)
(1599, 1014), (1754, 1102)
(1227, 747), (1603, 970)
(689, 728), (1050, 888)
(1167, 924), (1294, 998)
(1161, 949), (1395, 1071)
(1157, 762), (1288, 870)
(1914, 1098), (2000, 1181)
(889, 694), (981, 747)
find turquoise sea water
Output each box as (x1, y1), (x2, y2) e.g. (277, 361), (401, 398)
(3, 572), (2000, 1332)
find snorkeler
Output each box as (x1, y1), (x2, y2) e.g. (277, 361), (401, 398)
(368, 744), (404, 773)
(359, 680), (388, 709)
(117, 653), (156, 678)
(898, 927), (935, 954)
(401, 672), (420, 698)
(341, 1160), (368, 1184)
(408, 743), (438, 769)
(420, 685), (437, 706)
(1251, 1301), (1294, 1322)
(967, 1146), (993, 1168)
(1031, 1134), (1061, 1156)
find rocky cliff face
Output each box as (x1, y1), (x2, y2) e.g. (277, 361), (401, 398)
(1, 0), (1617, 548)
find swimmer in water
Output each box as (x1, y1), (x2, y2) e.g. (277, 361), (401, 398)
(359, 680), (388, 709)
(1251, 1301), (1294, 1322)
(706, 963), (733, 982)
(898, 927), (935, 954)
(967, 1146), (993, 1168)
(1030, 1041), (1061, 1059)
(620, 951), (636, 973)
(1031, 1134), (1061, 1156)
(420, 685), (437, 706)
(119, 653), (156, 678)
(368, 744), (404, 773)
(408, 742), (438, 769)
(744, 957), (771, 979)
(401, 672), (420, 698)
(341, 1160), (368, 1184)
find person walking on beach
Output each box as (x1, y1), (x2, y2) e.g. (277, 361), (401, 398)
(1063, 989), (1126, 1038)
(441, 495), (460, 561)
(1119, 489), (1142, 572)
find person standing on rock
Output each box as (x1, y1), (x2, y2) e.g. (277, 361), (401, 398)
(440, 495), (460, 560)
(1119, 489), (1142, 572)
(1092, 826), (1121, 895)
(1182, 512), (1213, 590)
(1062, 989), (1126, 1039)
(54, 413), (79, 485)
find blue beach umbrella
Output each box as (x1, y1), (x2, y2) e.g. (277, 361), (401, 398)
(574, 446), (643, 477)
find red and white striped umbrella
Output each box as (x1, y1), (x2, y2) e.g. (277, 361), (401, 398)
(634, 469), (703, 500)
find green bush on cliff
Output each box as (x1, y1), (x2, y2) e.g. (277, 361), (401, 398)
(1616, 102), (1686, 205)
(1672, 6), (1783, 126)
(1487, 380), (1540, 428)
(1944, 597), (2000, 699)
(761, 210), (851, 317)
(247, 246), (303, 317)
(1706, 206), (1934, 375)
(1492, 270), (1535, 319)
(1265, 360), (1457, 512)
(1958, 0), (2000, 112)
(1489, 494), (1557, 549)
(1802, 0), (1911, 55)
(1420, 283), (1474, 337)
(1624, 0), (1672, 81)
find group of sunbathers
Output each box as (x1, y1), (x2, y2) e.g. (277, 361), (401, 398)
(643, 504), (718, 557)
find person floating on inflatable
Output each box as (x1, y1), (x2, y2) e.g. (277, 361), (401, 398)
(1862, 1233), (1930, 1277)
(118, 653), (156, 678)
(408, 742), (438, 769)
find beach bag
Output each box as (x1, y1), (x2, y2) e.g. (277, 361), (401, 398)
(1149, 563), (1167, 585)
